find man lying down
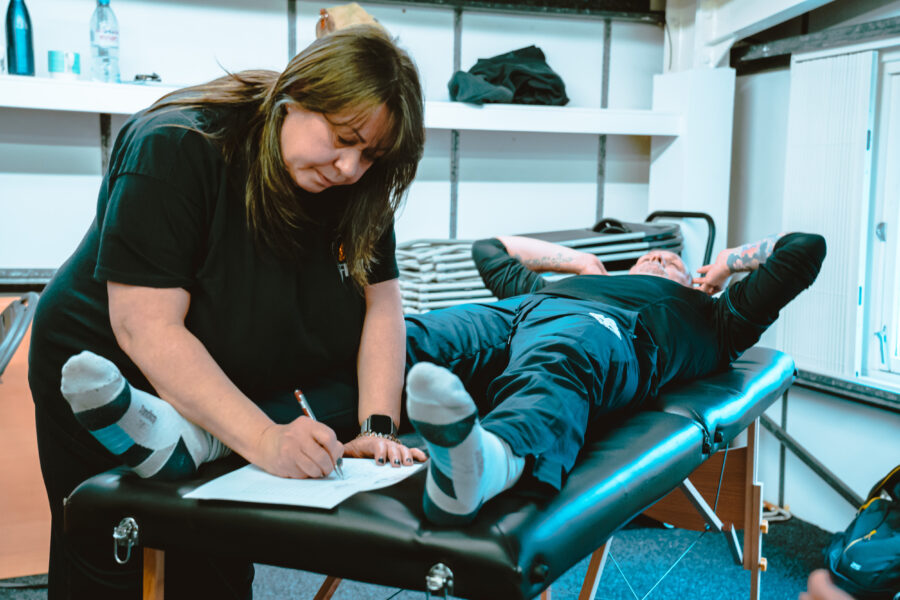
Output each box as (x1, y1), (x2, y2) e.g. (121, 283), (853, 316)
(58, 231), (824, 527)
(403, 231), (824, 524)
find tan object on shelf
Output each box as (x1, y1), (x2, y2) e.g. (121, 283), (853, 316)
(315, 3), (387, 38)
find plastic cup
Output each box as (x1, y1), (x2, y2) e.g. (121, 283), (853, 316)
(48, 50), (81, 80)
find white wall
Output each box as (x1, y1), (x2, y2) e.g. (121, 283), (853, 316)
(1, 0), (288, 271)
(0, 2), (665, 271)
(759, 387), (900, 533)
(23, 0), (289, 83)
(730, 1), (900, 532)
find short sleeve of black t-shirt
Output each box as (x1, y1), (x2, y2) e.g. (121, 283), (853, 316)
(370, 227), (399, 283)
(472, 237), (545, 298)
(95, 109), (221, 288)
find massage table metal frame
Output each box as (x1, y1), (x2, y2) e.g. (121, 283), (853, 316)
(64, 347), (794, 600)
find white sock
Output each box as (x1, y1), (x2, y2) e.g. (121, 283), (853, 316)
(61, 351), (230, 480)
(406, 362), (525, 524)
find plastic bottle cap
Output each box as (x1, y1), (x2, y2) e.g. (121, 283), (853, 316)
(98, 0), (110, 5)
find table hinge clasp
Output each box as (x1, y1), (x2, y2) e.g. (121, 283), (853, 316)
(112, 517), (139, 565)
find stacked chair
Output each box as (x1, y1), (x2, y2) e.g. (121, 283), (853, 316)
(0, 291), (39, 379)
(399, 218), (686, 314)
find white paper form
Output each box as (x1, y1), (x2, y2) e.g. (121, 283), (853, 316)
(182, 459), (426, 509)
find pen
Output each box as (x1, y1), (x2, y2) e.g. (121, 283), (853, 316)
(293, 389), (345, 479)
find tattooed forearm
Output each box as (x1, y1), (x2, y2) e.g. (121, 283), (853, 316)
(725, 233), (785, 273)
(514, 252), (575, 271)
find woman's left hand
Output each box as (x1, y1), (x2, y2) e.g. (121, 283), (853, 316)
(343, 435), (428, 467)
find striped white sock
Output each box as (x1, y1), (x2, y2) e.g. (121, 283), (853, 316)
(61, 351), (230, 480)
(406, 362), (525, 525)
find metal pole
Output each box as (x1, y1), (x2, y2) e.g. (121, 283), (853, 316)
(449, 7), (462, 238)
(596, 18), (611, 222)
(778, 390), (788, 507)
(288, 0), (298, 59)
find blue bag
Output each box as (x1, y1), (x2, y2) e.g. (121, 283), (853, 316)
(825, 465), (900, 599)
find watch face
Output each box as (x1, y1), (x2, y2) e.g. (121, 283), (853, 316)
(367, 414), (395, 435)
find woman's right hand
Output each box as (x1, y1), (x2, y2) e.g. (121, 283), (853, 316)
(256, 418), (344, 479)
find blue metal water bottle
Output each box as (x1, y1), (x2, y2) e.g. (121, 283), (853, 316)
(5, 0), (35, 76)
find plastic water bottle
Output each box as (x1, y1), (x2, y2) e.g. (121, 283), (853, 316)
(5, 0), (34, 76)
(89, 0), (119, 83)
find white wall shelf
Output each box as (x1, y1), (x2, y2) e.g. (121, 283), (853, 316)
(0, 75), (682, 137)
(424, 102), (682, 136)
(0, 75), (180, 116)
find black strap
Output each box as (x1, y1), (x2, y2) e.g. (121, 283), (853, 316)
(868, 464), (900, 502)
(592, 218), (631, 234)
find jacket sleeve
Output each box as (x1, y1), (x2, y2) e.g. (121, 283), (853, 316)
(715, 232), (826, 363)
(471, 238), (546, 300)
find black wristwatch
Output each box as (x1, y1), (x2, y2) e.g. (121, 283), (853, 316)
(360, 414), (399, 442)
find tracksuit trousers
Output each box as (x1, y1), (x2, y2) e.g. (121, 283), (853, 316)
(405, 294), (655, 489)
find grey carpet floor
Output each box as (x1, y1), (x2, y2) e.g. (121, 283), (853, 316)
(0, 516), (833, 599)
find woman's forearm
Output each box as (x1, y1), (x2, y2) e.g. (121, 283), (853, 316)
(356, 279), (405, 428)
(109, 284), (275, 464)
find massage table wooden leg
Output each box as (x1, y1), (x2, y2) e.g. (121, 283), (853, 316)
(743, 417), (765, 600)
(576, 539), (610, 600)
(143, 548), (164, 600)
(313, 575), (342, 599)
(139, 548), (345, 600)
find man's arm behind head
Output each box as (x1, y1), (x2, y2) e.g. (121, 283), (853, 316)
(726, 232), (826, 326)
(712, 232), (826, 365)
(472, 236), (610, 300)
(471, 238), (545, 300)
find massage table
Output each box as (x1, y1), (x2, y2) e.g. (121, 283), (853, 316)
(63, 346), (794, 599)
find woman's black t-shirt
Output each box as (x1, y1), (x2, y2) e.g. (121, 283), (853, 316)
(29, 106), (398, 422)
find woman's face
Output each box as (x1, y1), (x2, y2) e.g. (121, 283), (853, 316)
(281, 103), (390, 193)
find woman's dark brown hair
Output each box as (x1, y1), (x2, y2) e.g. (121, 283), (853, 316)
(150, 25), (425, 288)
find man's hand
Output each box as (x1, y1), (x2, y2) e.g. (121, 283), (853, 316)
(343, 435), (428, 467)
(693, 252), (732, 295)
(574, 253), (609, 276)
(693, 233), (785, 296)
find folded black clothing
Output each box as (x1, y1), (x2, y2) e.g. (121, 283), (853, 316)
(448, 45), (569, 106)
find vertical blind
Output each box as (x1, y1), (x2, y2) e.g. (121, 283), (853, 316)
(777, 50), (876, 378)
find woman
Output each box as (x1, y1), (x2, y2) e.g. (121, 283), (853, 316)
(29, 25), (425, 599)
